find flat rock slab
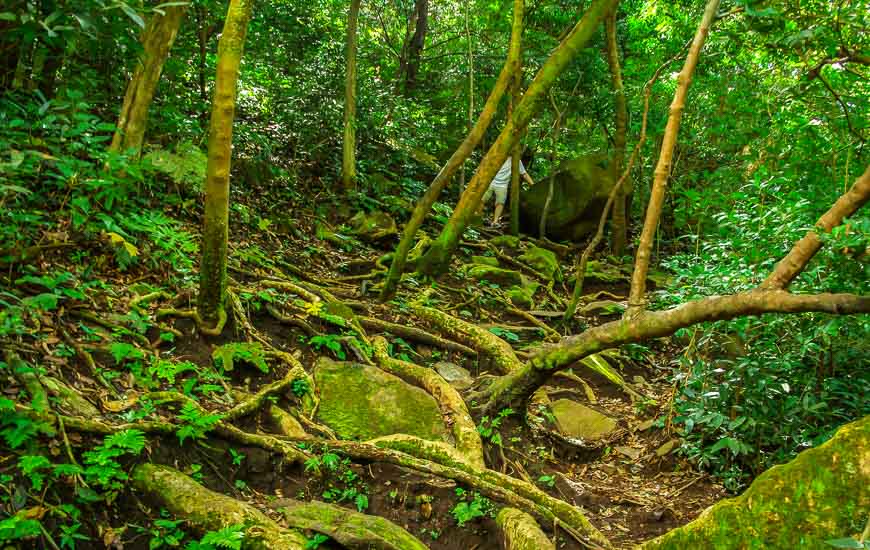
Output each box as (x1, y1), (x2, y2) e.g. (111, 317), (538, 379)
(434, 361), (473, 390)
(550, 399), (617, 442)
(314, 357), (449, 442)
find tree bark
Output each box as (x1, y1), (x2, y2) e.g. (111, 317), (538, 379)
(477, 165), (870, 414)
(109, 4), (187, 156)
(197, 0), (253, 327)
(605, 8), (628, 255)
(342, 0), (362, 189)
(379, 0), (524, 301)
(404, 0), (428, 93)
(416, 0), (619, 276)
(626, 0), (720, 313)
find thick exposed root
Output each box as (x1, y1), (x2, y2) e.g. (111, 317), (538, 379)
(223, 365), (307, 421)
(371, 336), (484, 468)
(412, 304), (523, 374)
(271, 498), (429, 550)
(132, 463), (308, 550)
(155, 305), (227, 336)
(497, 507), (556, 550)
(279, 435), (612, 549)
(361, 316), (476, 356)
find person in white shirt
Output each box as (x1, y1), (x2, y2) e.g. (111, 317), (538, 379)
(482, 157), (536, 226)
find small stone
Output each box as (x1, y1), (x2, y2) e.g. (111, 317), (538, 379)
(655, 439), (679, 457)
(633, 375), (647, 385)
(506, 285), (536, 309)
(491, 234), (521, 248)
(549, 399), (617, 442)
(615, 446), (642, 460)
(434, 362), (472, 390)
(519, 246), (561, 281)
(348, 210), (397, 242)
(467, 265), (525, 287)
(636, 419), (656, 431)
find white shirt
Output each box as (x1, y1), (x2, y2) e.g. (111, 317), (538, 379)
(490, 158), (527, 188)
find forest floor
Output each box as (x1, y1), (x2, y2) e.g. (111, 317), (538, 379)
(1, 181), (729, 549)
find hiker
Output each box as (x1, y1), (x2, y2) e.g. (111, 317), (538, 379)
(482, 156), (536, 227)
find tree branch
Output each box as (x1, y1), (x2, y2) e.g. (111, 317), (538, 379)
(762, 164), (870, 289)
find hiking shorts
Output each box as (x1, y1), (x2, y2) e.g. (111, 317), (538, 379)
(483, 182), (508, 205)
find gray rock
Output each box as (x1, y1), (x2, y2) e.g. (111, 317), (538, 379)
(434, 362), (473, 390)
(550, 399), (617, 442)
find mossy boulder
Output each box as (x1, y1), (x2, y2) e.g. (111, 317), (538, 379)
(314, 357), (449, 442)
(519, 246), (561, 281)
(491, 234), (521, 249)
(471, 255), (499, 267)
(520, 154), (615, 242)
(507, 283), (538, 309)
(550, 399), (617, 442)
(467, 265), (525, 287)
(348, 210), (398, 242)
(641, 416), (870, 549)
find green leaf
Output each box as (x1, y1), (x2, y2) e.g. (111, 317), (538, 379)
(23, 293), (58, 311)
(119, 3), (145, 28)
(825, 539), (863, 549)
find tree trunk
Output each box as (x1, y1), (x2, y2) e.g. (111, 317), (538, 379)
(379, 0), (524, 301)
(460, 1), (474, 190)
(508, 22), (523, 237)
(606, 9), (628, 255)
(626, 0), (720, 313)
(416, 0), (619, 276)
(404, 0), (428, 93)
(197, 0), (254, 327)
(109, 4), (187, 156)
(342, 0), (361, 190)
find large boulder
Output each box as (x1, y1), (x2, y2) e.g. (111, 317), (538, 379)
(520, 154), (616, 242)
(314, 358), (449, 442)
(641, 416), (870, 549)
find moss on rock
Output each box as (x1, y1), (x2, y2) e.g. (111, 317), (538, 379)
(641, 416), (870, 549)
(491, 234), (522, 248)
(467, 265), (525, 287)
(519, 246), (561, 281)
(314, 357), (449, 441)
(348, 210), (398, 242)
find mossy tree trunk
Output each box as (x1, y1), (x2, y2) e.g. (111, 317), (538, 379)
(416, 0), (619, 276)
(109, 4), (187, 156)
(508, 11), (524, 237)
(605, 8), (628, 255)
(379, 0), (524, 301)
(197, 0), (253, 327)
(342, 0), (361, 190)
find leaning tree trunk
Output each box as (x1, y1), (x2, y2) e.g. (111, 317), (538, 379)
(197, 0), (253, 328)
(508, 23), (524, 237)
(416, 0), (619, 276)
(379, 0), (524, 301)
(109, 4), (187, 156)
(626, 0), (719, 313)
(605, 8), (628, 255)
(342, 0), (362, 190)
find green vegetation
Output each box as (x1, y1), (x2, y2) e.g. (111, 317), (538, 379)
(0, 0), (866, 548)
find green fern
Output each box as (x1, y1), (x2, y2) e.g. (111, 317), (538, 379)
(212, 342), (268, 373)
(176, 403), (222, 445)
(185, 524), (245, 550)
(82, 429), (146, 492)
